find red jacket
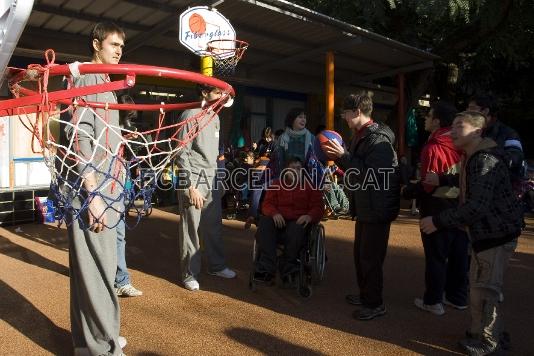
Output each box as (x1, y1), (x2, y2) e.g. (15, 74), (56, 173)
(420, 127), (462, 193)
(261, 179), (324, 223)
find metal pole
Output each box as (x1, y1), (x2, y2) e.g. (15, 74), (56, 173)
(200, 56), (213, 77)
(397, 73), (406, 157)
(326, 51), (334, 130)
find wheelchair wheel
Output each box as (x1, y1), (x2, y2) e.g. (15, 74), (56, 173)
(252, 238), (258, 262)
(249, 239), (258, 291)
(144, 205), (153, 217)
(298, 249), (312, 298)
(126, 201), (153, 218)
(309, 223), (326, 284)
(298, 284), (312, 298)
(248, 272), (257, 291)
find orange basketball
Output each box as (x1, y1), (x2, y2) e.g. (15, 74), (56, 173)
(189, 13), (206, 34)
(313, 130), (344, 162)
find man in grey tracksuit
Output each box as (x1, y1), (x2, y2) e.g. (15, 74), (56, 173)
(176, 85), (236, 291)
(59, 23), (127, 355)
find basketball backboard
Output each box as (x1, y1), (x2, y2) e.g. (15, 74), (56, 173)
(179, 6), (236, 56)
(0, 0), (34, 86)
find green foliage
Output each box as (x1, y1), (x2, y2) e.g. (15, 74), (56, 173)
(296, 1), (532, 93)
(295, 0), (534, 155)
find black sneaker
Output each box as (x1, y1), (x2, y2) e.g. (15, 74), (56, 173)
(465, 331), (479, 339)
(281, 273), (297, 289)
(500, 331), (511, 351)
(459, 337), (481, 349)
(459, 339), (499, 356)
(354, 304), (386, 320)
(253, 271), (274, 284)
(345, 294), (362, 305)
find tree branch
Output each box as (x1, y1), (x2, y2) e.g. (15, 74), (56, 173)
(436, 0), (514, 59)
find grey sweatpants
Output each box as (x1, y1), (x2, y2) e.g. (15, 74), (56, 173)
(68, 214), (121, 356)
(177, 184), (226, 282)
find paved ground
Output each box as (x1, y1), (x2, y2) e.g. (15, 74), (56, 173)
(1, 208), (533, 356)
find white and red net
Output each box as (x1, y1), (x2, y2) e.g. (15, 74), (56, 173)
(205, 39), (248, 78)
(0, 50), (235, 228)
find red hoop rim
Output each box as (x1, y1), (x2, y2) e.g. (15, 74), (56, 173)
(205, 39), (249, 59)
(0, 62), (235, 115)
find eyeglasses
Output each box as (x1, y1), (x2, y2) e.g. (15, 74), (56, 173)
(339, 109), (353, 116)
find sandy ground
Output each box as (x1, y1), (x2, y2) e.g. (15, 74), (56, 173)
(1, 208), (533, 356)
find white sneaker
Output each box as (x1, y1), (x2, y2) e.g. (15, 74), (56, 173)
(74, 337), (127, 355)
(414, 298), (445, 316)
(184, 279), (200, 291)
(208, 267), (236, 279)
(118, 336), (127, 349)
(116, 284), (143, 297)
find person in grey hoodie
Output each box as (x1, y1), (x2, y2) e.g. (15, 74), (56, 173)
(59, 22), (127, 356)
(420, 111), (523, 356)
(176, 84), (236, 291)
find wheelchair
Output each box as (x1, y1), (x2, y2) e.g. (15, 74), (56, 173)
(248, 221), (326, 298)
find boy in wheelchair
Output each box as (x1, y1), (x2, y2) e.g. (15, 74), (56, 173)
(253, 157), (324, 285)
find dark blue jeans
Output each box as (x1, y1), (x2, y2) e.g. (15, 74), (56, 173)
(421, 228), (469, 305)
(115, 219), (131, 288)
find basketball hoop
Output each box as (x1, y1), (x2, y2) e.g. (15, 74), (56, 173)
(0, 49), (235, 228)
(206, 39), (249, 78)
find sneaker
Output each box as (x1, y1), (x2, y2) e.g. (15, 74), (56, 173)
(281, 273), (297, 289)
(118, 336), (127, 349)
(459, 339), (499, 356)
(414, 298), (445, 316)
(443, 298), (468, 310)
(345, 294), (362, 306)
(459, 337), (480, 348)
(253, 271), (274, 284)
(183, 279), (200, 291)
(116, 284), (143, 297)
(75, 337), (127, 355)
(500, 331), (511, 351)
(208, 267), (236, 279)
(354, 304), (387, 320)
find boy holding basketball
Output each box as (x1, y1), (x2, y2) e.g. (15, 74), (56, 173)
(324, 91), (400, 321)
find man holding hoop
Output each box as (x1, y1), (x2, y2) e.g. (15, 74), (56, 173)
(60, 22), (127, 355)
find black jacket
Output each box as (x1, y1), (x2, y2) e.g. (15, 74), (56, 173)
(433, 140), (523, 252)
(484, 120), (524, 177)
(338, 121), (400, 223)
